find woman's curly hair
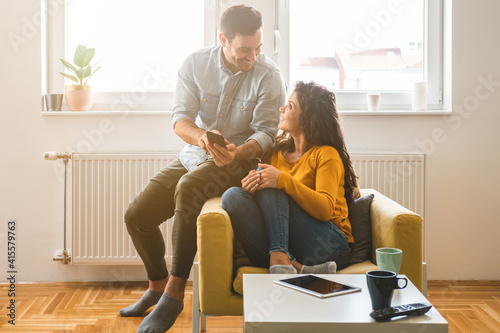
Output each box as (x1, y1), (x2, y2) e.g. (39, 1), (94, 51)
(263, 81), (358, 202)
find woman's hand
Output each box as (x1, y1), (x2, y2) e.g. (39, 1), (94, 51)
(241, 169), (260, 194)
(256, 163), (280, 189)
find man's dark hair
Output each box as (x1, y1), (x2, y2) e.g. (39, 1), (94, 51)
(220, 5), (263, 42)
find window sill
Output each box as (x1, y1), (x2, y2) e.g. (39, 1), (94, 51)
(339, 110), (452, 116)
(41, 110), (452, 116)
(41, 110), (172, 116)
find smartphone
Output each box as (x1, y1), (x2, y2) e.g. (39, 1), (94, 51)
(206, 131), (227, 148)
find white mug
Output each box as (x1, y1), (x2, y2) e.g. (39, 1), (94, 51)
(366, 93), (380, 112)
(412, 81), (427, 111)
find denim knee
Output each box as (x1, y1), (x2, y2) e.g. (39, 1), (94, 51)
(221, 187), (247, 212)
(256, 188), (287, 209)
(256, 187), (280, 197)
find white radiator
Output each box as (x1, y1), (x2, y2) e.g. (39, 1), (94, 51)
(71, 151), (179, 264)
(71, 151), (424, 264)
(351, 152), (425, 218)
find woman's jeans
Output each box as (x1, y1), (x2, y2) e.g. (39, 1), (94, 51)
(221, 187), (351, 270)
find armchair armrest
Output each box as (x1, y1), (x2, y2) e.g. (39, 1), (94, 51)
(196, 197), (242, 315)
(360, 189), (423, 291)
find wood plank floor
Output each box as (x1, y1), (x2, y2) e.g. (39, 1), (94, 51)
(0, 280), (499, 332)
(427, 280), (500, 333)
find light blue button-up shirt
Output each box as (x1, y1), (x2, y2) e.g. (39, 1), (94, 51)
(172, 45), (286, 171)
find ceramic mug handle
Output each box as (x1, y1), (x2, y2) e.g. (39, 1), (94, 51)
(395, 276), (408, 289)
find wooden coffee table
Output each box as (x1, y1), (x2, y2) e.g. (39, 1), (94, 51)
(243, 274), (448, 333)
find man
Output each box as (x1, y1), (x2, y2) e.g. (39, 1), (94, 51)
(121, 5), (286, 333)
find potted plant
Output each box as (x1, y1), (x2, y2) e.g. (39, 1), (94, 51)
(60, 45), (101, 111)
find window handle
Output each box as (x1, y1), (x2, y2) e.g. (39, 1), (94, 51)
(274, 30), (281, 54)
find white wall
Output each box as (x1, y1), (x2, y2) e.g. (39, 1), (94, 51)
(1, 0), (499, 282)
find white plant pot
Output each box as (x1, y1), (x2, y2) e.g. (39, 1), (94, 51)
(65, 85), (94, 111)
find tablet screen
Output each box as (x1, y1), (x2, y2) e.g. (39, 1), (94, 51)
(274, 275), (361, 298)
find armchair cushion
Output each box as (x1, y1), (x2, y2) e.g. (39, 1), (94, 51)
(348, 194), (375, 265)
(233, 266), (268, 295)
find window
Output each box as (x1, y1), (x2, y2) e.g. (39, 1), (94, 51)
(45, 0), (215, 110)
(278, 0), (443, 110)
(290, 0), (424, 91)
(67, 0), (204, 92)
(44, 0), (443, 112)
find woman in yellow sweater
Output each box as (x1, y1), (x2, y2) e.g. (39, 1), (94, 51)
(221, 81), (358, 274)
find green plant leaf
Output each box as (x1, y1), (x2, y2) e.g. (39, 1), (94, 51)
(60, 58), (78, 73)
(59, 72), (79, 84)
(81, 66), (92, 79)
(84, 66), (101, 85)
(75, 68), (84, 80)
(80, 48), (95, 68)
(73, 45), (88, 67)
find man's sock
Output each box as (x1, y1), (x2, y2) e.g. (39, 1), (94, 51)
(137, 293), (184, 333)
(300, 261), (337, 274)
(119, 289), (163, 317)
(269, 264), (297, 274)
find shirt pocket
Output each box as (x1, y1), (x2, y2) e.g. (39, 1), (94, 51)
(227, 100), (257, 132)
(199, 93), (220, 126)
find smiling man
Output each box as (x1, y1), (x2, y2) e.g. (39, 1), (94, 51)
(220, 19), (262, 73)
(121, 5), (286, 333)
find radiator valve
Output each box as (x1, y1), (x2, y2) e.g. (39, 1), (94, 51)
(44, 151), (71, 163)
(53, 250), (71, 265)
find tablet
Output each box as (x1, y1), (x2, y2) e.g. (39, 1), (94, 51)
(274, 274), (361, 298)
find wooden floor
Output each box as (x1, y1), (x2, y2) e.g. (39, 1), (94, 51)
(0, 280), (499, 332)
(427, 281), (500, 332)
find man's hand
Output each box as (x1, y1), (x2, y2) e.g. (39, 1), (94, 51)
(197, 132), (210, 151)
(191, 127), (263, 167)
(204, 130), (237, 167)
(256, 163), (280, 189)
(207, 142), (237, 167)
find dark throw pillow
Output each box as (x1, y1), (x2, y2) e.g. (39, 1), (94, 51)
(348, 194), (375, 265)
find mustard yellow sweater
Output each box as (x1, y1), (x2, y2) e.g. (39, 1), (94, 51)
(270, 145), (353, 243)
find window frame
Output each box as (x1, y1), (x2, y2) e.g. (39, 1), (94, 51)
(276, 0), (444, 111)
(44, 0), (219, 111)
(43, 0), (443, 112)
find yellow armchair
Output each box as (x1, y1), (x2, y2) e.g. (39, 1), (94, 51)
(192, 189), (423, 332)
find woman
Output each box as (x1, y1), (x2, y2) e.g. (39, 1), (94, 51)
(221, 81), (358, 274)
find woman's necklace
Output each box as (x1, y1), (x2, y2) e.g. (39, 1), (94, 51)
(284, 148), (307, 162)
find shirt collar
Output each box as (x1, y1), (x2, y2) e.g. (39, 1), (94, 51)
(216, 45), (225, 69)
(217, 45), (248, 76)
